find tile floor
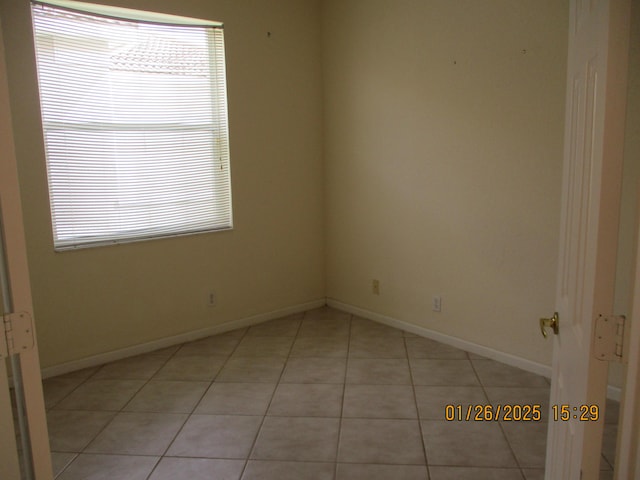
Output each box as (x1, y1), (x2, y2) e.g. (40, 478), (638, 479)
(36, 306), (619, 479)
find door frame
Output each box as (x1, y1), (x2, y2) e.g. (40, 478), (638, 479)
(545, 0), (632, 478)
(615, 184), (640, 478)
(0, 12), (52, 480)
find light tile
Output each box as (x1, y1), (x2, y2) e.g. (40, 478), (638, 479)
(422, 420), (516, 467)
(242, 460), (334, 480)
(56, 454), (158, 480)
(233, 336), (295, 357)
(348, 336), (407, 358)
(92, 354), (167, 380)
(268, 383), (343, 417)
(145, 345), (181, 357)
(500, 421), (547, 468)
(42, 378), (84, 410)
(124, 381), (209, 413)
(153, 355), (227, 381)
(471, 359), (548, 387)
(410, 359), (479, 386)
(52, 367), (100, 381)
(428, 466), (523, 479)
(281, 357), (346, 383)
(343, 384), (417, 419)
(350, 316), (403, 337)
(298, 309), (351, 337)
(522, 469), (545, 480)
(217, 327), (249, 337)
(176, 336), (241, 356)
(415, 386), (488, 420)
(483, 387), (550, 422)
(148, 458), (244, 480)
(167, 414), (262, 458)
(290, 336), (349, 357)
(42, 307), (569, 480)
(297, 319), (351, 337)
(405, 337), (468, 359)
(338, 418), (425, 465)
(54, 380), (145, 411)
(303, 306), (351, 322)
(467, 352), (488, 360)
(85, 412), (187, 455)
(47, 410), (116, 452)
(246, 315), (302, 336)
(216, 356), (286, 383)
(51, 452), (77, 477)
(346, 358), (412, 385)
(195, 382), (276, 415)
(251, 416), (340, 462)
(336, 464), (428, 480)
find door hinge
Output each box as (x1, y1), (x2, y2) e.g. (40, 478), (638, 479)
(593, 314), (626, 363)
(1, 311), (35, 358)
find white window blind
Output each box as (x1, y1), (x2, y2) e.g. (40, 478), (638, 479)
(31, 1), (232, 250)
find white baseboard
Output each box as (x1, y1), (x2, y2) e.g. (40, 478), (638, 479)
(40, 296), (624, 403)
(327, 298), (623, 402)
(41, 298), (326, 379)
(327, 298), (552, 377)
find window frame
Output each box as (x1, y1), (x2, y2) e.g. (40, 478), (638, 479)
(30, 0), (233, 251)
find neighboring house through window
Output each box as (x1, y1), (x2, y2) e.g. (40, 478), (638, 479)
(31, 0), (232, 250)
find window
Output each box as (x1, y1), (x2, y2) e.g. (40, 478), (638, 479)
(31, 0), (232, 250)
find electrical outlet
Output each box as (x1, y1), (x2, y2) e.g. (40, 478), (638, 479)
(207, 291), (217, 307)
(372, 279), (380, 295)
(432, 295), (442, 312)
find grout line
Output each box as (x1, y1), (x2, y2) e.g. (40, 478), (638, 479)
(49, 374), (163, 477)
(50, 451), (79, 479)
(46, 307), (608, 478)
(55, 355), (176, 463)
(405, 336), (431, 479)
(238, 312), (304, 478)
(334, 311), (353, 480)
(466, 357), (528, 476)
(87, 348), (191, 479)
(45, 364), (103, 412)
(195, 324), (252, 479)
(147, 330), (249, 479)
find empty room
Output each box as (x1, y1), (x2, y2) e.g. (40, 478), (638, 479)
(1, 0), (639, 479)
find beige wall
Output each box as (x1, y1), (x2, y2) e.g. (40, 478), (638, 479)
(611, 0), (640, 388)
(0, 0), (325, 368)
(322, 0), (568, 365)
(2, 0), (635, 376)
(615, 0), (640, 321)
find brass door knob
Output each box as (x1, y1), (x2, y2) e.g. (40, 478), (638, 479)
(540, 312), (559, 338)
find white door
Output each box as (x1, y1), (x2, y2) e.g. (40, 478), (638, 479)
(0, 15), (53, 480)
(614, 193), (640, 478)
(1, 352), (21, 480)
(544, 0), (631, 479)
